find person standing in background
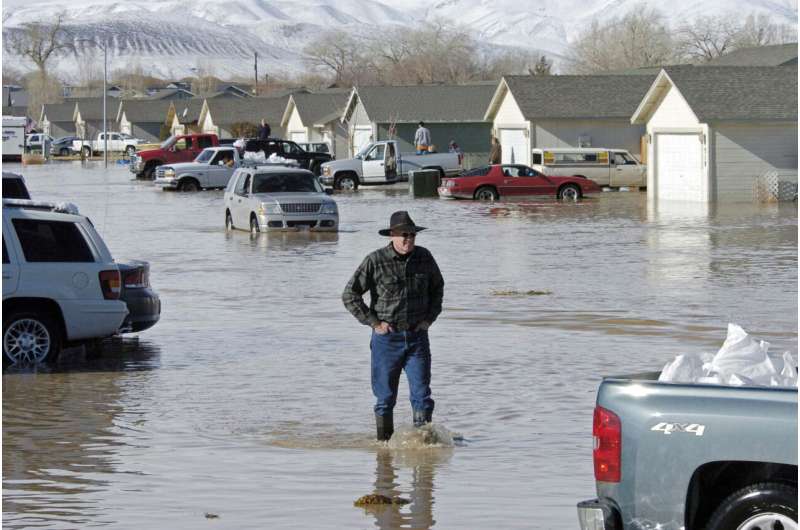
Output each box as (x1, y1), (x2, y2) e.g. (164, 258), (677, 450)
(414, 122), (431, 155)
(489, 136), (502, 164)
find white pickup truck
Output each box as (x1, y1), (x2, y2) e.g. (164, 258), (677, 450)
(73, 133), (141, 157)
(319, 140), (462, 190)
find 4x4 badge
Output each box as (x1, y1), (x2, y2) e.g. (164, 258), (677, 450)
(651, 422), (706, 436)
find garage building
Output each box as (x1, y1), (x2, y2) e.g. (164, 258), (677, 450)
(631, 66), (797, 203)
(484, 75), (654, 166)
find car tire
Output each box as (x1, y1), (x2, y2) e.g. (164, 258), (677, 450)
(3, 311), (61, 365)
(558, 184), (581, 201)
(250, 215), (260, 235)
(125, 145), (136, 157)
(225, 211), (234, 231)
(60, 147), (70, 156)
(706, 482), (797, 530)
(178, 179), (199, 192)
(143, 163), (158, 180)
(82, 146), (92, 158)
(335, 174), (358, 191)
(474, 186), (498, 201)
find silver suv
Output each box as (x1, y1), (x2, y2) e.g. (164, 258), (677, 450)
(3, 200), (129, 364)
(224, 166), (338, 233)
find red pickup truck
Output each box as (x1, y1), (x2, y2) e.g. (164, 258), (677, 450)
(130, 133), (219, 179)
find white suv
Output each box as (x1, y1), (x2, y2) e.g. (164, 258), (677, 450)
(2, 201), (129, 365)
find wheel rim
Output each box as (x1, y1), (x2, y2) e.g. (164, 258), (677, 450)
(4, 318), (51, 364)
(476, 189), (495, 201)
(339, 178), (355, 191)
(737, 512), (797, 530)
(562, 187), (579, 200)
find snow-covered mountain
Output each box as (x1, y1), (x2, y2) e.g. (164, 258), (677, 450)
(2, 0), (797, 80)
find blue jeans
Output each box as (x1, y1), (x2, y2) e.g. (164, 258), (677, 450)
(370, 330), (434, 417)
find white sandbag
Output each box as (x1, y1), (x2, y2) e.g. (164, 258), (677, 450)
(659, 323), (797, 388)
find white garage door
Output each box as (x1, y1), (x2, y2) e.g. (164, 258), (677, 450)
(499, 129), (528, 165)
(655, 133), (704, 202)
(290, 131), (307, 144)
(353, 126), (372, 156)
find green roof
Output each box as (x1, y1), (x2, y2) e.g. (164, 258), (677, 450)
(663, 65), (798, 121)
(706, 43), (798, 67)
(292, 90), (349, 125)
(205, 96), (290, 127)
(502, 74), (656, 119)
(354, 82), (497, 123)
(119, 99), (173, 123)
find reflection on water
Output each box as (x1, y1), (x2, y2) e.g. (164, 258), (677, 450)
(3, 339), (160, 529)
(2, 163), (796, 529)
(359, 448), (451, 530)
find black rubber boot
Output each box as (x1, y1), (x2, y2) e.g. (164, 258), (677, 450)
(413, 409), (433, 427)
(376, 412), (394, 441)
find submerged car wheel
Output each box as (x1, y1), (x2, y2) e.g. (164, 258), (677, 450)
(225, 211), (234, 231)
(3, 312), (60, 365)
(82, 146), (92, 158)
(558, 184), (581, 201)
(706, 482), (797, 530)
(474, 186), (498, 201)
(250, 216), (260, 235)
(178, 179), (199, 192)
(335, 174), (358, 191)
(59, 147), (70, 156)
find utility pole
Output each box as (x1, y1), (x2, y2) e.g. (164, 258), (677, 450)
(103, 39), (108, 168)
(254, 51), (259, 96)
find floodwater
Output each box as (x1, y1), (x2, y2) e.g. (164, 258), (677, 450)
(3, 161), (797, 529)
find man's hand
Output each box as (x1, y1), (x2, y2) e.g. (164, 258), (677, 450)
(373, 322), (394, 334)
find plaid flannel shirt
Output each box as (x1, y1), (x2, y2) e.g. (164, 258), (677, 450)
(343, 244), (444, 329)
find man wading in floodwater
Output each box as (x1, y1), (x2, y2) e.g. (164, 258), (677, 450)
(343, 211), (445, 441)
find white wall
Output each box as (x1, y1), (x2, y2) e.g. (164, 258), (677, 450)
(492, 90), (530, 165)
(287, 106), (307, 141)
(712, 122), (799, 201)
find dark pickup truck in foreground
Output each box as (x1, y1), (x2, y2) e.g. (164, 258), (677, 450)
(578, 372), (797, 530)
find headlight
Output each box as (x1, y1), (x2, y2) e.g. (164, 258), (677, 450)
(163, 168), (175, 178)
(322, 166), (331, 176)
(320, 201), (338, 214)
(258, 202), (281, 215)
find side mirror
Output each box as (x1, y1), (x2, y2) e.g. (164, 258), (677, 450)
(324, 188), (334, 195)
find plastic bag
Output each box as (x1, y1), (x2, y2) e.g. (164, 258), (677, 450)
(658, 323), (797, 387)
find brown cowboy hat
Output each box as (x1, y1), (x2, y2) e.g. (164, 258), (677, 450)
(379, 211), (427, 236)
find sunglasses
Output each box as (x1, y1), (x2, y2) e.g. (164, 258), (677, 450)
(392, 232), (416, 239)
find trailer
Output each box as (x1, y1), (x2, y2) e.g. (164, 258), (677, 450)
(2, 116), (26, 161)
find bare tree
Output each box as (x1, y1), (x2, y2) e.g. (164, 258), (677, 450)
(566, 5), (675, 73)
(9, 12), (73, 115)
(675, 14), (740, 62)
(734, 13), (798, 49)
(530, 55), (552, 75)
(304, 30), (363, 85)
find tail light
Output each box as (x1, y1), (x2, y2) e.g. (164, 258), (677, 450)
(593, 405), (621, 482)
(99, 270), (121, 300)
(122, 267), (149, 288)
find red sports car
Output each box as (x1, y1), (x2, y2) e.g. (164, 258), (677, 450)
(437, 164), (601, 201)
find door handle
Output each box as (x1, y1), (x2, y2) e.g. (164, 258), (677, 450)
(379, 163), (384, 166)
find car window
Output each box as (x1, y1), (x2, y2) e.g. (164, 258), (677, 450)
(614, 152), (637, 165)
(174, 138), (187, 151)
(111, 134), (120, 141)
(12, 219), (95, 262)
(2, 178), (31, 200)
(532, 152), (542, 165)
(462, 166), (490, 177)
(502, 166), (521, 177)
(282, 142), (301, 155)
(2, 238), (9, 264)
(235, 173), (251, 195)
(197, 136), (214, 149)
(365, 144), (385, 162)
(252, 173), (320, 194)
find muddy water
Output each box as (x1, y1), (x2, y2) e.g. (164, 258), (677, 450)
(3, 161), (797, 529)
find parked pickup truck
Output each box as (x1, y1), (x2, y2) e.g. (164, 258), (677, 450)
(577, 372), (797, 530)
(154, 146), (241, 191)
(73, 132), (141, 158)
(243, 138), (332, 176)
(130, 133), (219, 179)
(319, 140), (461, 190)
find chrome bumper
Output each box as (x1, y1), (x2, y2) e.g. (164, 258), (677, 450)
(154, 176), (178, 189)
(577, 499), (622, 530)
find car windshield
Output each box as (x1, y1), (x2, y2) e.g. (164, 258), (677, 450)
(252, 173), (322, 194)
(160, 135), (176, 149)
(195, 149), (216, 163)
(355, 143), (373, 159)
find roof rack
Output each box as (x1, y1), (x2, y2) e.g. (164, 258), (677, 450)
(2, 199), (80, 215)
